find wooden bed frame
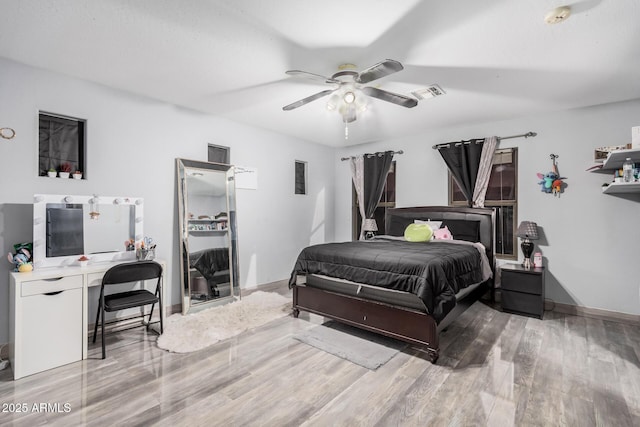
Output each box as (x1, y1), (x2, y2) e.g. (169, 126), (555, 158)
(292, 206), (496, 363)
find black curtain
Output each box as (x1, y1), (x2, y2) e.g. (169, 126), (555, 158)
(363, 151), (394, 219)
(438, 139), (484, 207)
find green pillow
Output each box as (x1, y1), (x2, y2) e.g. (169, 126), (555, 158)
(404, 223), (433, 242)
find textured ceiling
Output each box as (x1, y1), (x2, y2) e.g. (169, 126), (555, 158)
(1, 0), (639, 147)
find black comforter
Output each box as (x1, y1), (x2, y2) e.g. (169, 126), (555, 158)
(189, 248), (229, 280)
(289, 239), (486, 323)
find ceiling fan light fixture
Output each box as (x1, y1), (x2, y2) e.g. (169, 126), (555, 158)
(343, 91), (356, 104)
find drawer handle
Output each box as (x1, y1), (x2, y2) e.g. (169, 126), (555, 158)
(43, 277), (64, 282)
(44, 291), (63, 296)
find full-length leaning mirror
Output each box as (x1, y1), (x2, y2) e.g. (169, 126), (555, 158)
(176, 158), (240, 314)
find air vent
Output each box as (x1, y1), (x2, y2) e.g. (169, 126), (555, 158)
(411, 85), (446, 100)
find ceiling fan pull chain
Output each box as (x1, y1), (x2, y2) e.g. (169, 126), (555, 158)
(345, 123), (349, 139)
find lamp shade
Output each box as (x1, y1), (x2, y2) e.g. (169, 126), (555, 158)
(516, 221), (539, 240)
(362, 218), (378, 232)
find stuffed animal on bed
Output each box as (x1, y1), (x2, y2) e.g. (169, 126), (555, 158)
(433, 226), (453, 240)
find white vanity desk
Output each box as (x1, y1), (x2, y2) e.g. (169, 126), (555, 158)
(9, 260), (166, 380)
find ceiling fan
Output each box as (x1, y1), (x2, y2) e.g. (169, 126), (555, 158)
(282, 59), (418, 125)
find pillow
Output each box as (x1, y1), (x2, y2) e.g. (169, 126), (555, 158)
(414, 219), (442, 231)
(404, 223), (433, 242)
(433, 225), (453, 240)
(440, 219), (480, 242)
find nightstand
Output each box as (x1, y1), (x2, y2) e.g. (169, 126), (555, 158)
(500, 263), (545, 319)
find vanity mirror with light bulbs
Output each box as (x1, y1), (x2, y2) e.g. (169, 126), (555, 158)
(176, 158), (239, 314)
(33, 194), (144, 268)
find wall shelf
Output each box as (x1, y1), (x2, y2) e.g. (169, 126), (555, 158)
(188, 230), (227, 235)
(591, 147), (640, 194)
(600, 148), (640, 170)
(601, 182), (640, 194)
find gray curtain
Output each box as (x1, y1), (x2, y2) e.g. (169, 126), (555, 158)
(437, 139), (484, 207)
(349, 156), (365, 239)
(350, 151), (395, 239)
(472, 136), (498, 208)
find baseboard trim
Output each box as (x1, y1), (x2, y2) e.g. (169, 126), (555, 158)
(551, 300), (640, 325)
(242, 279), (289, 296)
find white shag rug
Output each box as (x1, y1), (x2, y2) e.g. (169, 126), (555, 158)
(157, 291), (291, 353)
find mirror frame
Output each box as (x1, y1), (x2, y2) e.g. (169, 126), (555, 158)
(176, 158), (240, 314)
(33, 194), (143, 268)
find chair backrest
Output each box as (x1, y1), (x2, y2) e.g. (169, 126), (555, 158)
(102, 260), (163, 286)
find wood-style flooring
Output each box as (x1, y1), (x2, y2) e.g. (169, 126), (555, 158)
(1, 288), (639, 426)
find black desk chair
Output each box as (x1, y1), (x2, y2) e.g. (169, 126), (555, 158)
(92, 260), (163, 359)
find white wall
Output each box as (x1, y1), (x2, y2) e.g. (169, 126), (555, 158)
(0, 58), (335, 344)
(335, 99), (640, 316)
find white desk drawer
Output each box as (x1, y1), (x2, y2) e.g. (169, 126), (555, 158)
(21, 275), (83, 297)
(19, 288), (83, 378)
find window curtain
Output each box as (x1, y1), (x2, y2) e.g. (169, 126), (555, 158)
(349, 156), (365, 238)
(350, 151), (395, 239)
(438, 138), (496, 207)
(472, 136), (498, 208)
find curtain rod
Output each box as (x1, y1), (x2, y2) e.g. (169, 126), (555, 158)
(431, 131), (537, 150)
(340, 150), (404, 161)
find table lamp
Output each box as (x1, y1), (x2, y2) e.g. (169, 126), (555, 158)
(516, 221), (539, 268)
(362, 218), (378, 240)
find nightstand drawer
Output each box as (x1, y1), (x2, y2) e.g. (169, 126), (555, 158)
(501, 270), (542, 295)
(502, 290), (543, 319)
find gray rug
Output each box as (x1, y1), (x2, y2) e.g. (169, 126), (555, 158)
(293, 321), (406, 370)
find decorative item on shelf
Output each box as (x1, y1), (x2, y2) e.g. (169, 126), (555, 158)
(537, 154), (566, 196)
(362, 218), (378, 240)
(594, 144), (632, 163)
(125, 238), (135, 251)
(7, 242), (33, 272)
(89, 195), (100, 220)
(517, 221), (539, 269)
(47, 168), (57, 178)
(73, 170), (82, 180)
(59, 162), (72, 179)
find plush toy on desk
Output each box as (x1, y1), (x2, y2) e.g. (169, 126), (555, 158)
(537, 154), (566, 196)
(7, 245), (33, 272)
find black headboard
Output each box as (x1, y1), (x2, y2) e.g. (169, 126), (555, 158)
(385, 206), (496, 272)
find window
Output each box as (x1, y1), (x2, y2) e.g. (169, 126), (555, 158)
(449, 148), (518, 258)
(208, 144), (230, 164)
(352, 161), (396, 240)
(39, 112), (86, 177)
(295, 160), (307, 195)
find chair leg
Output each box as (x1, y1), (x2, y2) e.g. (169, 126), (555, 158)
(93, 301), (101, 344)
(147, 303), (155, 331)
(159, 295), (163, 335)
(101, 306), (106, 360)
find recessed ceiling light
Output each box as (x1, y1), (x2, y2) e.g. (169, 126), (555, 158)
(545, 6), (571, 24)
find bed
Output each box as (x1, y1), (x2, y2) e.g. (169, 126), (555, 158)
(289, 206), (496, 362)
(188, 247), (230, 298)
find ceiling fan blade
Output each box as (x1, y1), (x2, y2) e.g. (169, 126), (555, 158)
(285, 70), (340, 84)
(362, 87), (418, 108)
(355, 59), (404, 84)
(282, 89), (337, 111)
